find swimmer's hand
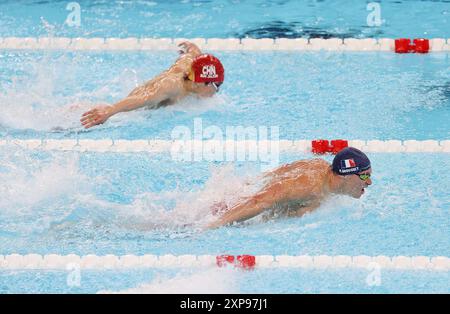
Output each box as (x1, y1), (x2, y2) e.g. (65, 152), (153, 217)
(177, 41), (202, 56)
(80, 105), (112, 129)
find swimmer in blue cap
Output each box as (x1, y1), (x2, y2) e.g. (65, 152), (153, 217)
(207, 147), (372, 228)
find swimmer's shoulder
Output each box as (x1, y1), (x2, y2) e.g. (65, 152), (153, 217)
(309, 159), (332, 177)
(137, 72), (184, 92)
(267, 158), (330, 178)
(286, 158), (330, 170)
(310, 158), (331, 167)
(168, 54), (196, 75)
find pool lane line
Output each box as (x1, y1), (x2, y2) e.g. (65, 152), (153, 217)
(0, 254), (448, 271)
(0, 38), (449, 52)
(0, 139), (449, 153)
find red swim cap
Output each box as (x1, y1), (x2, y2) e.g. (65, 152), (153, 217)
(189, 54), (224, 83)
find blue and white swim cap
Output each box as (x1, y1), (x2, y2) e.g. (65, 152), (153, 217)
(332, 147), (371, 175)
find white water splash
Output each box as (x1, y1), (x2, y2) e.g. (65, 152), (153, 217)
(0, 147), (264, 234)
(111, 164), (262, 231)
(98, 268), (239, 294)
(0, 150), (96, 233)
(0, 53), (89, 131)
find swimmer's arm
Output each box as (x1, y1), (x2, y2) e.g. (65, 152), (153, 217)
(206, 191), (278, 229)
(177, 41), (202, 59)
(81, 80), (179, 129)
(207, 179), (311, 229)
(113, 77), (183, 113)
(167, 42), (203, 76)
(107, 94), (162, 115)
(287, 201), (321, 218)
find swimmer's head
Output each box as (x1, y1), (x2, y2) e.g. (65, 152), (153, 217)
(188, 54), (224, 97)
(332, 147), (372, 198)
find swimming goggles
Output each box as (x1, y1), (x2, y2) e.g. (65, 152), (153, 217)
(205, 82), (222, 91)
(357, 173), (371, 181)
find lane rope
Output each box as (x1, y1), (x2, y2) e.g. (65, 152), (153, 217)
(0, 139), (449, 153)
(0, 254), (448, 270)
(0, 37), (449, 51)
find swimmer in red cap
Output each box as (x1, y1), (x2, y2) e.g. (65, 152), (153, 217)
(80, 41), (224, 129)
(207, 147), (372, 229)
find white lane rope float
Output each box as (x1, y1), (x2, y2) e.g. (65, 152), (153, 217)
(0, 37), (449, 52)
(0, 139), (449, 153)
(0, 254), (448, 271)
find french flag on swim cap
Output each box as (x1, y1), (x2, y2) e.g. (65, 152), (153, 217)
(341, 159), (356, 169)
(332, 147), (371, 175)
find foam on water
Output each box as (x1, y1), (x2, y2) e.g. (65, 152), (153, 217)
(0, 147), (263, 237)
(98, 268), (239, 294)
(98, 163), (263, 231)
(0, 149), (95, 233)
(0, 54), (93, 132)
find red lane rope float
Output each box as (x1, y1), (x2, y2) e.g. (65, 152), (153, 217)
(237, 255), (256, 269)
(395, 38), (429, 53)
(311, 139), (349, 154)
(216, 255), (256, 269)
(413, 39), (430, 53)
(216, 255), (235, 267)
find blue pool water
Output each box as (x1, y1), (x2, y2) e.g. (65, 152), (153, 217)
(1, 268), (450, 294)
(0, 51), (449, 140)
(0, 150), (449, 257)
(0, 0), (449, 294)
(0, 0), (449, 39)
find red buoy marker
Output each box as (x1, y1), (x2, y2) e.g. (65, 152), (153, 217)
(330, 139), (348, 154)
(312, 140), (330, 154)
(413, 38), (429, 53)
(236, 255), (256, 269)
(216, 255), (256, 270)
(395, 38), (413, 53)
(216, 255), (235, 267)
(395, 38), (429, 53)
